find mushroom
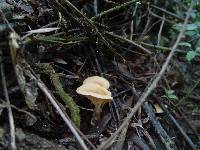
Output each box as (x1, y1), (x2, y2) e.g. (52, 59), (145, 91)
(76, 83), (112, 125)
(83, 76), (110, 89)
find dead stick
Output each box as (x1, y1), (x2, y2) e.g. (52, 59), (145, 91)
(25, 70), (89, 150)
(150, 4), (184, 21)
(106, 32), (152, 55)
(0, 58), (16, 150)
(91, 0), (139, 21)
(143, 102), (177, 150)
(132, 87), (176, 149)
(153, 95), (196, 149)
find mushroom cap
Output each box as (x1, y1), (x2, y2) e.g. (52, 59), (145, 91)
(83, 76), (110, 89)
(76, 83), (112, 103)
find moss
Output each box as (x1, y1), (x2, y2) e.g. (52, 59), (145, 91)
(37, 63), (80, 128)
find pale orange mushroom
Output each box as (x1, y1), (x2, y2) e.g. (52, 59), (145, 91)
(76, 83), (112, 125)
(83, 76), (110, 89)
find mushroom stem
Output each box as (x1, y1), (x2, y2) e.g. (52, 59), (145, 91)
(94, 103), (103, 120)
(91, 103), (103, 125)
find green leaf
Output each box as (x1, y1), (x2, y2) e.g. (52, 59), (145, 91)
(168, 94), (178, 100)
(178, 42), (191, 47)
(195, 38), (200, 48)
(186, 24), (198, 30)
(195, 47), (200, 55)
(186, 51), (197, 61)
(185, 30), (197, 36)
(162, 90), (178, 100)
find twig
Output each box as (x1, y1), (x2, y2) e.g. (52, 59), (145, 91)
(8, 28), (89, 149)
(0, 102), (36, 120)
(128, 133), (151, 150)
(0, 9), (15, 33)
(91, 0), (139, 20)
(112, 123), (129, 150)
(139, 5), (152, 41)
(140, 42), (187, 54)
(94, 0), (98, 15)
(106, 32), (152, 55)
(153, 95), (196, 149)
(97, 1), (194, 149)
(143, 102), (178, 150)
(131, 86), (163, 150)
(149, 10), (174, 24)
(55, 99), (96, 149)
(10, 42), (89, 149)
(36, 63), (80, 127)
(150, 4), (184, 21)
(49, 0), (113, 50)
(1, 58), (16, 150)
(142, 129), (156, 149)
(153, 57), (170, 89)
(31, 74), (89, 150)
(130, 2), (139, 40)
(157, 15), (165, 46)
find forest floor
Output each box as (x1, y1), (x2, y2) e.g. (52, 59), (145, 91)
(0, 0), (200, 149)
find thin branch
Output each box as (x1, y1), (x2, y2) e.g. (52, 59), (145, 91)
(157, 15), (165, 46)
(1, 58), (16, 150)
(91, 0), (139, 21)
(94, 0), (98, 15)
(153, 95), (196, 150)
(97, 1), (194, 149)
(140, 42), (187, 54)
(25, 70), (89, 150)
(149, 10), (174, 24)
(143, 102), (178, 150)
(38, 81), (89, 150)
(49, 0), (113, 50)
(150, 4), (184, 21)
(0, 102), (36, 120)
(106, 32), (152, 55)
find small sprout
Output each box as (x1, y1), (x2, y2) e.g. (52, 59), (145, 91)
(162, 90), (178, 100)
(83, 76), (110, 89)
(76, 82), (112, 125)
